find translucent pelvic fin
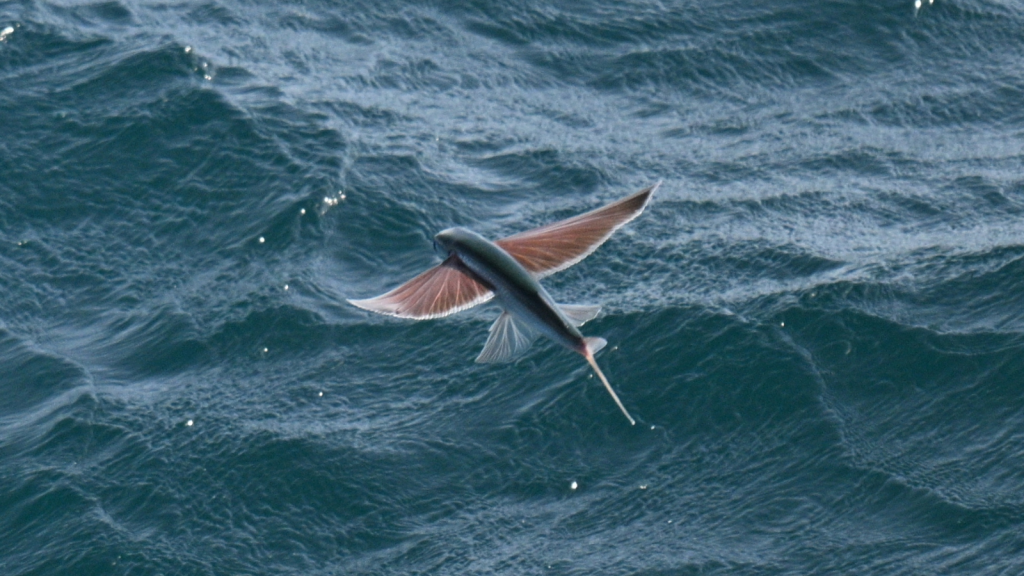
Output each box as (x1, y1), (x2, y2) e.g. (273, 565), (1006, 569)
(476, 311), (538, 363)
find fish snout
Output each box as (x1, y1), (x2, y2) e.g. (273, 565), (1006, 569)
(432, 236), (451, 258)
(433, 227), (468, 257)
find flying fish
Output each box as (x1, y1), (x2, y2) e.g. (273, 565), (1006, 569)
(349, 182), (660, 425)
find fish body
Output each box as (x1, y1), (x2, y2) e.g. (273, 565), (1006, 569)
(434, 227), (585, 355)
(349, 182), (660, 424)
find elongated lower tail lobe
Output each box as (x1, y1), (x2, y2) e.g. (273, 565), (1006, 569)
(583, 339), (635, 426)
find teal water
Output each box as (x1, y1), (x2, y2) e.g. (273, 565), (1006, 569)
(2, 0), (1024, 574)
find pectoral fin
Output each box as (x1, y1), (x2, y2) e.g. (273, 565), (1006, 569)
(348, 256), (493, 320)
(558, 304), (601, 327)
(476, 311), (537, 363)
(495, 182), (659, 278)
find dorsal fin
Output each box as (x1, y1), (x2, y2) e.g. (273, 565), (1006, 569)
(495, 182), (659, 278)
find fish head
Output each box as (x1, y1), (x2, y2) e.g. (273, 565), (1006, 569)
(433, 228), (454, 257)
(433, 227), (472, 257)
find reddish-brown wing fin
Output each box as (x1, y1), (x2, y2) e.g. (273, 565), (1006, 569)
(348, 256), (493, 320)
(495, 182), (659, 278)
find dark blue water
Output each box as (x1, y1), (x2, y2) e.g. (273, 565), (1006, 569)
(3, 0), (1024, 573)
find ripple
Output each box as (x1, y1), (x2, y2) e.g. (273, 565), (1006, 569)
(4, 0), (1024, 573)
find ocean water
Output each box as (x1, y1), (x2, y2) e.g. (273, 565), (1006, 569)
(2, 0), (1024, 573)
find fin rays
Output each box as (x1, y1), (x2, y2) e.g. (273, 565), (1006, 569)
(348, 256), (493, 320)
(496, 181), (660, 278)
(349, 183), (659, 320)
(476, 311), (537, 363)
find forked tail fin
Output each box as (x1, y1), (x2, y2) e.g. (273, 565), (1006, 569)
(583, 337), (635, 426)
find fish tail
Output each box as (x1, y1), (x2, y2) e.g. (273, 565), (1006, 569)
(583, 340), (636, 426)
